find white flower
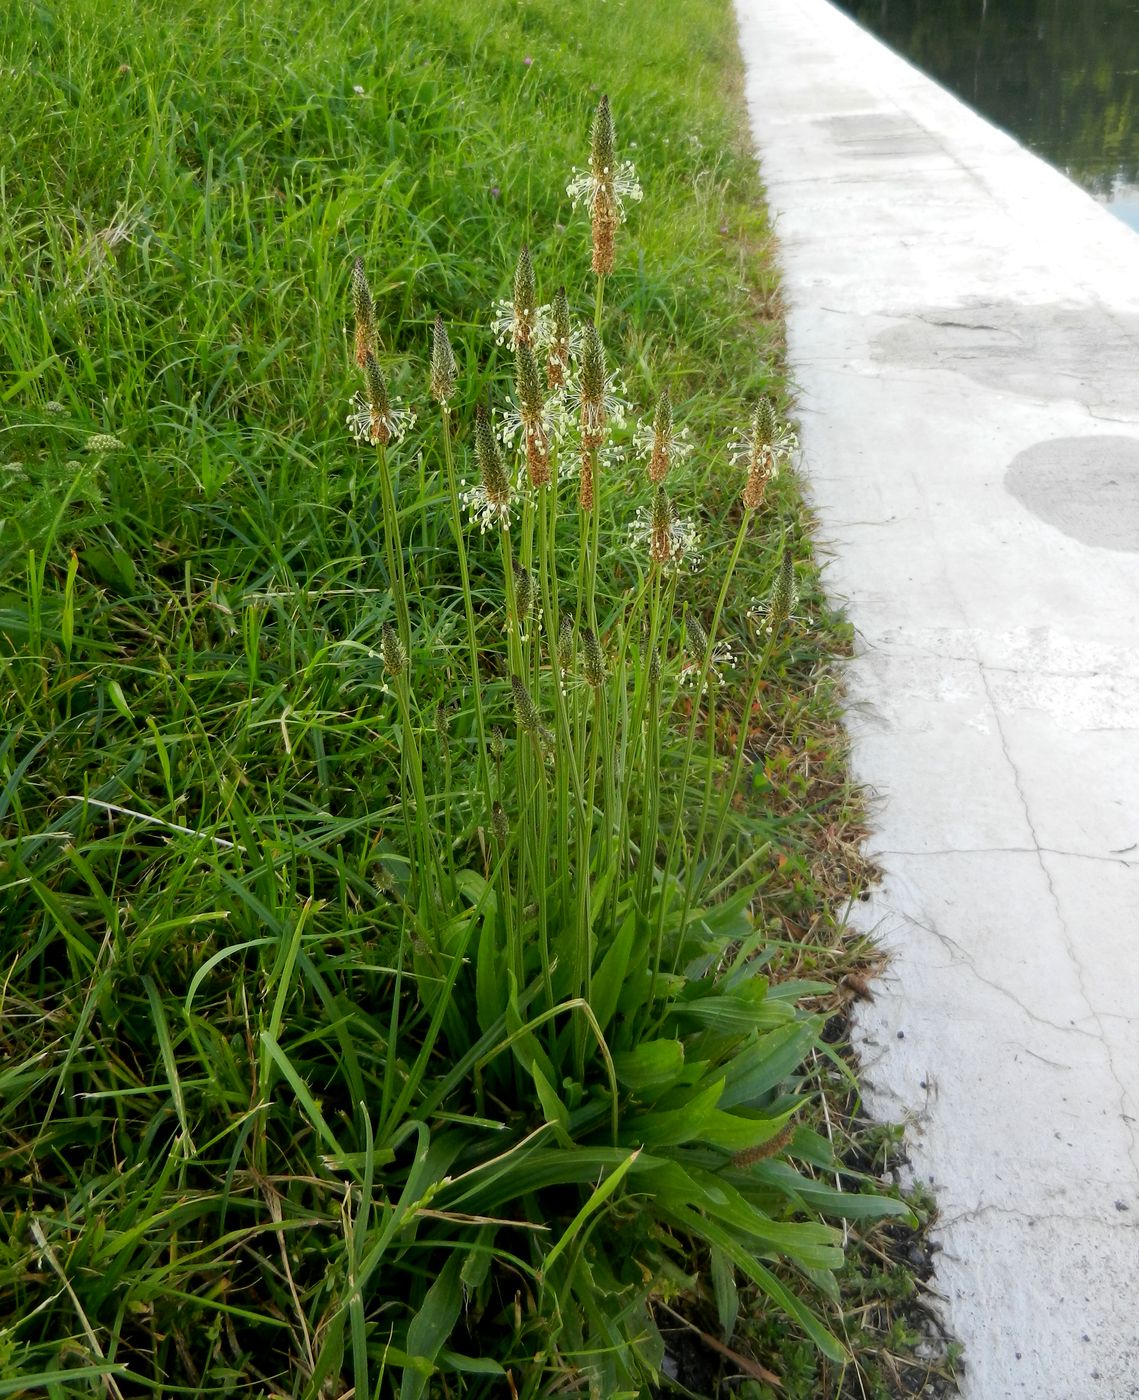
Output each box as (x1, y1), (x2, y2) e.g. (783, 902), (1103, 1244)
(628, 495), (701, 573)
(566, 160), (643, 222)
(491, 297), (551, 351)
(346, 392), (415, 447)
(730, 422), (798, 475)
(679, 640), (735, 687)
(564, 370), (628, 447)
(461, 477), (515, 532)
(496, 394), (568, 453)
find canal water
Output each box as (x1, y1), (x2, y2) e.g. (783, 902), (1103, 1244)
(832, 0), (1139, 232)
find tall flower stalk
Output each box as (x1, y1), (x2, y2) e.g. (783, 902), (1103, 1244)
(567, 94), (643, 318)
(432, 314), (492, 811)
(346, 260), (418, 649)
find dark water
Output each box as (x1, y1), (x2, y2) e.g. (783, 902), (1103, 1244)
(832, 0), (1139, 231)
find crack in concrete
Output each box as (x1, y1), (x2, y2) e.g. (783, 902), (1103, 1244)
(976, 663), (1139, 1187)
(851, 645), (1139, 686)
(940, 1202), (1139, 1231)
(872, 845), (1138, 868)
(879, 905), (1103, 1043)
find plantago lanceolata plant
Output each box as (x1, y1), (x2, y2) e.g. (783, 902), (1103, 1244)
(3, 42), (913, 1400)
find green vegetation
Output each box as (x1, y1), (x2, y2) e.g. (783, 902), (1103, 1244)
(0, 0), (941, 1394)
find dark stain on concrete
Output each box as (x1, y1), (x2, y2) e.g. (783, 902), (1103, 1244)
(871, 301), (1139, 418)
(816, 112), (944, 159)
(1005, 435), (1139, 551)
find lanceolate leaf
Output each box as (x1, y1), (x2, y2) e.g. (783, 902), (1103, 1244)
(399, 1253), (465, 1400)
(612, 1037), (685, 1092)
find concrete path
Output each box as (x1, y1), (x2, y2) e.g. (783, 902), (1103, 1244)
(732, 2), (1139, 1395)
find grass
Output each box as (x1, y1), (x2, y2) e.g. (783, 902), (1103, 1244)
(1, 0), (956, 1394)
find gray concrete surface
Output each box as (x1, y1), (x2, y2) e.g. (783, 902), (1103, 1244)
(732, 2), (1139, 1395)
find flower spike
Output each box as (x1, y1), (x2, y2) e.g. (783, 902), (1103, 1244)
(463, 403), (514, 531)
(347, 352), (415, 447)
(430, 314), (457, 409)
(566, 95), (643, 276)
(734, 396), (798, 510)
(492, 244), (550, 351)
(351, 257), (378, 367)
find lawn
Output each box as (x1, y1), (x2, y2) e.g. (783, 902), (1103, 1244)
(0, 0), (936, 1395)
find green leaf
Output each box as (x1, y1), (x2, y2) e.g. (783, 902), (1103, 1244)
(665, 1204), (846, 1364)
(697, 1181), (844, 1271)
(0, 1369), (131, 1396)
(439, 1351), (506, 1376)
(459, 1224), (496, 1295)
(748, 1159), (918, 1225)
(698, 1102), (799, 1152)
(530, 1059), (574, 1147)
(613, 1038), (685, 1092)
(718, 1021), (820, 1109)
(505, 976), (557, 1087)
(143, 975), (195, 1155)
(542, 1148), (640, 1277)
(692, 887), (754, 942)
(622, 1078), (723, 1148)
(80, 543), (136, 592)
(107, 678), (134, 720)
(260, 1030), (344, 1159)
(710, 1246), (739, 1343)
(399, 1253), (465, 1400)
(475, 907), (504, 1037)
(670, 992), (796, 1033)
(592, 906), (639, 1030)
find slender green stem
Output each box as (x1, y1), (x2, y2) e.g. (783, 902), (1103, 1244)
(585, 446), (601, 635)
(376, 442), (410, 649)
(677, 680), (720, 933)
(699, 629), (780, 900)
(649, 511), (751, 1000)
(537, 482), (585, 966)
(439, 409), (492, 811)
(394, 672), (438, 923)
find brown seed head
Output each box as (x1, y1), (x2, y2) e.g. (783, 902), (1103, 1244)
(754, 396), (777, 447)
(590, 94), (615, 178)
(578, 447), (594, 511)
(685, 613), (709, 662)
(648, 389), (672, 484)
(649, 486), (673, 566)
(768, 544), (796, 633)
(741, 455), (772, 510)
(741, 397), (780, 509)
(515, 343), (551, 487)
(557, 614), (575, 673)
(513, 563), (535, 625)
(435, 702), (451, 744)
(591, 183), (618, 277)
(730, 1121), (796, 1170)
(351, 258), (376, 363)
(492, 801), (509, 847)
(351, 257), (377, 367)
